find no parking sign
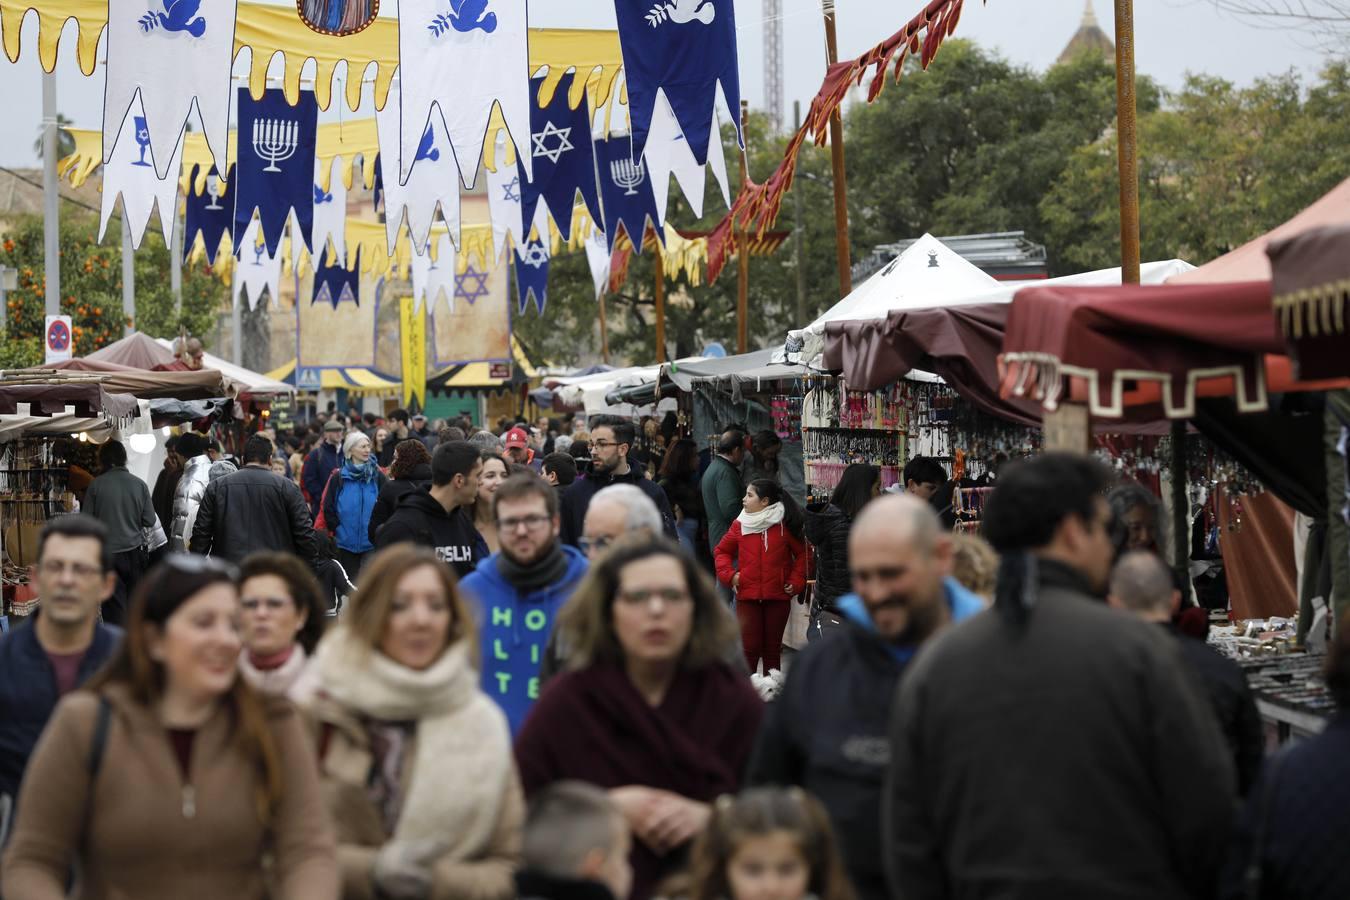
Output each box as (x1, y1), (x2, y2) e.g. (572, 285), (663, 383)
(44, 315), (72, 364)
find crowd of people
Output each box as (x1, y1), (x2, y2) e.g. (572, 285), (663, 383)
(0, 407), (1345, 900)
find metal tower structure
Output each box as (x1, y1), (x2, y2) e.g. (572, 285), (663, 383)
(763, 0), (784, 133)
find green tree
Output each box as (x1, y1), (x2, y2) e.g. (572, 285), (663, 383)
(0, 212), (228, 357)
(1041, 63), (1350, 272)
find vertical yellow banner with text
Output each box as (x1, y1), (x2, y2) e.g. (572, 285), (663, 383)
(400, 296), (427, 412)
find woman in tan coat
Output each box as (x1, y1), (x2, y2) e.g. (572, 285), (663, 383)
(303, 544), (523, 900)
(1, 554), (337, 900)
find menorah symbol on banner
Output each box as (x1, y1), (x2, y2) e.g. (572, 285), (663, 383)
(252, 118), (299, 173)
(611, 157), (645, 196)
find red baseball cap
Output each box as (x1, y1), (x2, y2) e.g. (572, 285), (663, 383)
(504, 427), (529, 450)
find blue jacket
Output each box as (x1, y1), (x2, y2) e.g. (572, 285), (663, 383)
(0, 616), (121, 842)
(303, 442), (343, 515)
(460, 545), (589, 736)
(323, 465), (386, 554)
(747, 577), (982, 900)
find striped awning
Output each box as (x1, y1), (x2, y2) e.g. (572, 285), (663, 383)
(428, 336), (538, 392)
(264, 361), (402, 395)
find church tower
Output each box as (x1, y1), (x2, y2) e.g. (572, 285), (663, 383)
(1057, 0), (1115, 66)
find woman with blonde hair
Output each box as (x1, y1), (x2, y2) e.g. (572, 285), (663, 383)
(305, 544), (522, 900)
(514, 538), (762, 900)
(1, 555), (336, 899)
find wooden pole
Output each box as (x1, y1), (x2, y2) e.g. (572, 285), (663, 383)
(653, 243), (666, 364)
(821, 0), (852, 298)
(737, 100), (750, 355)
(598, 292), (611, 364)
(1114, 0), (1140, 286)
(792, 99), (807, 327)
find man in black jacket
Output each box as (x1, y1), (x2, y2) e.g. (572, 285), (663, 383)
(886, 454), (1235, 900)
(559, 417), (674, 547)
(748, 495), (982, 900)
(1108, 550), (1264, 796)
(190, 434), (318, 566)
(374, 440), (485, 577)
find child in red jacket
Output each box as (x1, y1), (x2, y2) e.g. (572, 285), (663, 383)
(715, 478), (807, 674)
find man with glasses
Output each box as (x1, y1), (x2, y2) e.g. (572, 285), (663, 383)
(460, 472), (588, 735)
(747, 494), (983, 900)
(559, 416), (675, 548)
(0, 515), (121, 845)
(579, 484), (664, 561)
(374, 440), (485, 577)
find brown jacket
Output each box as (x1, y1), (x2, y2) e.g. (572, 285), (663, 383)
(1, 685), (337, 900)
(311, 697), (524, 900)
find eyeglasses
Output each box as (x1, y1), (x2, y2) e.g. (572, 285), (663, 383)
(616, 587), (692, 608)
(241, 596), (293, 613)
(163, 553), (240, 581)
(496, 514), (552, 533)
(38, 559), (104, 579)
(591, 440), (624, 450)
(578, 535), (615, 555)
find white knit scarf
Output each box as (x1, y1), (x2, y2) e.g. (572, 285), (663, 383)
(310, 627), (512, 860)
(737, 502), (786, 539)
(237, 645), (309, 699)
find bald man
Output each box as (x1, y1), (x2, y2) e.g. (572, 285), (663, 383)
(746, 494), (983, 900)
(1109, 551), (1264, 796)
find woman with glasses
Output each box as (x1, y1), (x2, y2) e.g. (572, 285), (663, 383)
(304, 544), (523, 900)
(514, 539), (762, 900)
(237, 553), (328, 700)
(1, 555), (337, 899)
(473, 452), (511, 556)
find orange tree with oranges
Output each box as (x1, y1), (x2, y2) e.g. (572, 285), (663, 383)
(0, 212), (225, 365)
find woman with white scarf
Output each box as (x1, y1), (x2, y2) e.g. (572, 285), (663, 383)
(237, 552), (328, 699)
(714, 479), (807, 676)
(304, 544), (522, 900)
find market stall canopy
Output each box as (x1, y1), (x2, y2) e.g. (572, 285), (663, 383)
(85, 331), (177, 369)
(0, 382), (137, 420)
(999, 282), (1350, 420)
(47, 358), (234, 400)
(1267, 223), (1350, 381)
(264, 361), (400, 396)
(1169, 176), (1350, 285)
(153, 340), (293, 395)
(609, 349), (817, 407)
(428, 337), (540, 394)
(787, 234), (999, 364)
(955, 259), (1194, 304)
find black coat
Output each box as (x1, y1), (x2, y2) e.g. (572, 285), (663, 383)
(748, 620), (910, 900)
(367, 463), (433, 544)
(887, 563), (1236, 900)
(188, 465), (318, 565)
(1221, 713), (1350, 900)
(559, 466), (676, 547)
(373, 489), (485, 577)
(1164, 623), (1265, 797)
(659, 471), (704, 522)
(515, 870), (616, 900)
(804, 503), (851, 611)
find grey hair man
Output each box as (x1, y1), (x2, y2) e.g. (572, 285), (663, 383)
(1108, 551), (1263, 795)
(580, 483), (664, 560)
(518, 781), (632, 900)
(469, 430), (505, 454)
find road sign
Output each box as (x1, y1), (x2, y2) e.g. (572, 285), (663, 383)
(44, 315), (73, 364)
(297, 367), (323, 390)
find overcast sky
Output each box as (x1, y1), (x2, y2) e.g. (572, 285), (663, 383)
(0, 0), (1334, 167)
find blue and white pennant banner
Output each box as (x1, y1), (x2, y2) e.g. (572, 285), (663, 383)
(377, 79), (462, 256)
(99, 98), (184, 250)
(234, 87), (318, 256)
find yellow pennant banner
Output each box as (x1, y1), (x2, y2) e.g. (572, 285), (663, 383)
(400, 294), (427, 413)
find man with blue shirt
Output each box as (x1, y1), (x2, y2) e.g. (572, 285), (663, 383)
(747, 494), (980, 900)
(460, 472), (588, 736)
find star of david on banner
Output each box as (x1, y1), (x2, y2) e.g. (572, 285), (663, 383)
(411, 231), (457, 314)
(512, 237), (550, 315)
(486, 133), (525, 261)
(521, 72), (604, 240)
(312, 157), (348, 267)
(612, 0), (742, 166)
(104, 0), (237, 179)
(594, 134), (664, 254)
(455, 264), (491, 306)
(313, 249), (362, 309)
(233, 217), (282, 311)
(99, 99), (185, 250)
(183, 164), (234, 265)
(234, 87), (318, 256)
(396, 0), (532, 189)
(377, 79), (463, 255)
